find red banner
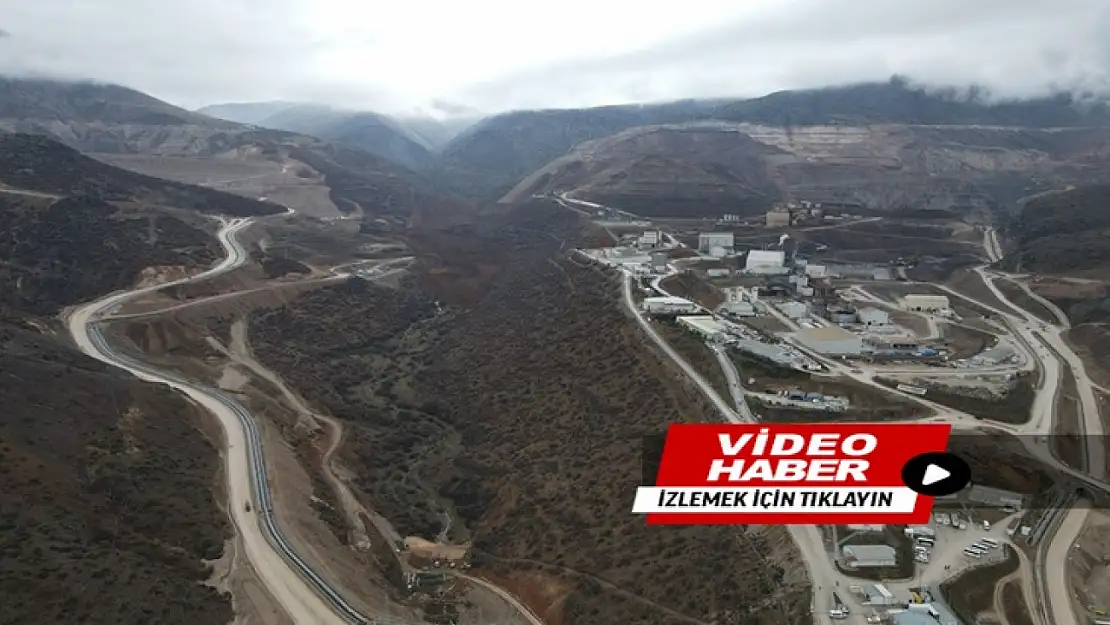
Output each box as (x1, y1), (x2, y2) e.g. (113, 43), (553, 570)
(635, 423), (952, 525)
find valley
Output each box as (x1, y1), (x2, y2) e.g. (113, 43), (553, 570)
(1, 71), (1109, 625)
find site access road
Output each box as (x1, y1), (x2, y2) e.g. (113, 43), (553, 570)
(67, 217), (374, 625)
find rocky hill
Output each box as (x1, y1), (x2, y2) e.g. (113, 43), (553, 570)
(503, 125), (785, 216)
(504, 121), (1110, 218)
(440, 78), (1110, 203)
(1006, 184), (1110, 273)
(0, 133), (285, 216)
(0, 76), (245, 155)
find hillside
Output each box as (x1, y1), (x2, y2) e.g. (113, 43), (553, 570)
(0, 156), (238, 622)
(0, 133), (285, 216)
(440, 78), (1110, 202)
(504, 125), (785, 215)
(0, 76), (246, 155)
(503, 121), (1110, 218)
(1006, 184), (1110, 272)
(247, 199), (810, 625)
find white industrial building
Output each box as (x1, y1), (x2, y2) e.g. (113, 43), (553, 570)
(795, 326), (864, 356)
(900, 294), (950, 312)
(745, 249), (787, 274)
(841, 545), (896, 568)
(780, 301), (809, 319)
(846, 524), (885, 533)
(678, 316), (728, 339)
(971, 344), (1015, 366)
(638, 230), (661, 248)
(706, 268), (732, 277)
(805, 264), (828, 278)
(858, 307), (891, 326)
(642, 296), (698, 315)
(650, 251), (669, 272)
(723, 301), (756, 317)
(698, 232), (734, 252)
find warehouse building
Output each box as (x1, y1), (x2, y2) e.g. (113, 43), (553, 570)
(642, 296), (698, 315)
(765, 208), (791, 228)
(698, 232), (734, 252)
(971, 344), (1015, 366)
(795, 326), (864, 356)
(841, 545), (896, 568)
(780, 301), (809, 319)
(678, 316), (728, 340)
(745, 249), (788, 274)
(858, 307), (891, 326)
(900, 294), (951, 312)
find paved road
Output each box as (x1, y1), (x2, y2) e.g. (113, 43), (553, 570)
(67, 217), (371, 625)
(1043, 505), (1088, 625)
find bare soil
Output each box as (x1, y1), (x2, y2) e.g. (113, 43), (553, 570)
(995, 279), (1057, 324)
(1068, 510), (1110, 621)
(94, 153), (342, 218)
(947, 269), (1023, 317)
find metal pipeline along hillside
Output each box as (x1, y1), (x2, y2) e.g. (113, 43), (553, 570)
(69, 216), (383, 625)
(86, 325), (373, 624)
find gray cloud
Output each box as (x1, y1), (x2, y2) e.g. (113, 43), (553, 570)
(456, 0), (1110, 111)
(1, 0), (1108, 115)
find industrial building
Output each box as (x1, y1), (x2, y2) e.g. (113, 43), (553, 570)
(678, 316), (728, 340)
(706, 268), (732, 277)
(805, 264), (828, 278)
(780, 301), (809, 319)
(841, 545), (896, 568)
(971, 345), (1015, 366)
(900, 294), (951, 312)
(765, 208), (791, 228)
(650, 251), (669, 272)
(722, 301), (756, 317)
(858, 307), (891, 326)
(846, 524), (885, 533)
(745, 250), (787, 274)
(638, 230), (662, 248)
(795, 326), (864, 356)
(698, 232), (735, 252)
(827, 306), (858, 325)
(967, 484), (1025, 508)
(734, 339), (799, 367)
(642, 296), (698, 315)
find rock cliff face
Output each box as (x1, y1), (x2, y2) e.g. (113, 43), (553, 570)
(504, 121), (1110, 218)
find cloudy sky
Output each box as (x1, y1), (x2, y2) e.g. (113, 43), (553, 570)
(2, 0), (1109, 116)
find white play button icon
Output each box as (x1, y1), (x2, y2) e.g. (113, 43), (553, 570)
(922, 464), (951, 486)
(902, 452), (971, 497)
